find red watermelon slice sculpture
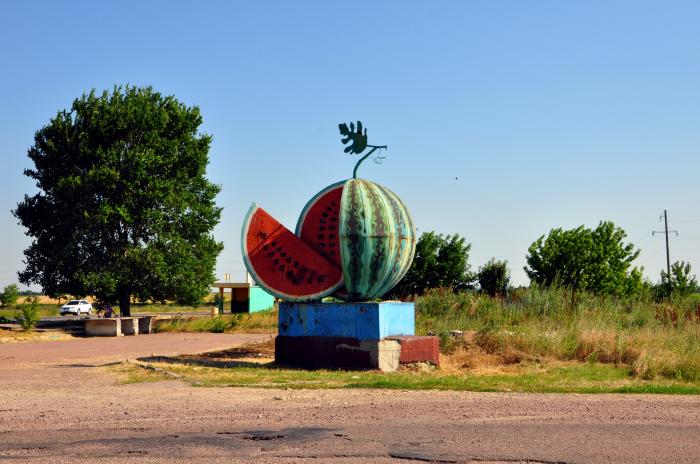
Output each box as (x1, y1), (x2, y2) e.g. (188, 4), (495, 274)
(241, 204), (344, 301)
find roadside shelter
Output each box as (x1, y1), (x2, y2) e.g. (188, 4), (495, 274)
(213, 282), (275, 313)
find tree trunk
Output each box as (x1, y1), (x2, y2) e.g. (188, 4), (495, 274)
(118, 288), (131, 317)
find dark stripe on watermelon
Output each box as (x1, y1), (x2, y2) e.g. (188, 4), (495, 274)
(340, 179), (366, 300)
(374, 184), (417, 296)
(363, 180), (392, 296)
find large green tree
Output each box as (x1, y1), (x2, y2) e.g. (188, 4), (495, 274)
(524, 221), (642, 296)
(14, 86), (223, 316)
(387, 231), (474, 299)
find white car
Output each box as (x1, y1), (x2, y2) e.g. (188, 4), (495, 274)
(60, 300), (92, 316)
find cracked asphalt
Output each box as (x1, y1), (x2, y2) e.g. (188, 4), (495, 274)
(1, 333), (699, 463)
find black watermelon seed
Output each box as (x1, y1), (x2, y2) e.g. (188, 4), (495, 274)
(271, 241), (277, 247)
(319, 226), (325, 231)
(329, 251), (335, 256)
(329, 225), (336, 231)
(279, 264), (285, 271)
(262, 244), (269, 250)
(322, 212), (328, 217)
(330, 217), (336, 222)
(276, 246), (282, 252)
(267, 252), (275, 258)
(329, 242), (335, 247)
(273, 258), (279, 265)
(320, 219), (327, 224)
(319, 243), (325, 248)
(317, 234), (324, 240)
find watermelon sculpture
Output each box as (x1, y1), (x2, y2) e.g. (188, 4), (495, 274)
(242, 178), (416, 302)
(241, 121), (416, 302)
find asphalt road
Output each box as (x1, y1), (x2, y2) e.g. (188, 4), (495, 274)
(1, 333), (699, 463)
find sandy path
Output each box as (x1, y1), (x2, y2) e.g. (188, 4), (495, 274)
(1, 333), (699, 463)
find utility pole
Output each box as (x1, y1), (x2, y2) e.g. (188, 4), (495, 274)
(652, 210), (679, 281)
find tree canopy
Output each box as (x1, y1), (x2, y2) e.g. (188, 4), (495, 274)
(524, 221), (642, 296)
(14, 86), (223, 315)
(478, 258), (511, 297)
(387, 231), (473, 299)
(0, 284), (20, 307)
(655, 261), (698, 299)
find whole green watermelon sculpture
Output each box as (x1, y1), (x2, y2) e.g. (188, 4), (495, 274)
(242, 178), (416, 302)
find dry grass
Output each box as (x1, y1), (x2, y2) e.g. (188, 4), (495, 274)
(111, 340), (700, 394)
(0, 328), (74, 344)
(417, 287), (700, 381)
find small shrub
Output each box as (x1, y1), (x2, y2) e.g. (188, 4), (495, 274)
(16, 297), (40, 330)
(209, 316), (228, 333)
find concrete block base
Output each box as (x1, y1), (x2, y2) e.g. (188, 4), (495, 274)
(120, 318), (139, 336)
(275, 302), (435, 372)
(275, 336), (401, 371)
(137, 316), (155, 334)
(278, 301), (415, 340)
(84, 318), (122, 337)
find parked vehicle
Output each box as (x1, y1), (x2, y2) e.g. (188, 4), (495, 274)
(59, 300), (92, 316)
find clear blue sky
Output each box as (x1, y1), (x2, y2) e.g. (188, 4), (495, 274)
(1, 1), (698, 290)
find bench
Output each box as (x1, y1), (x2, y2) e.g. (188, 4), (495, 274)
(84, 316), (156, 337)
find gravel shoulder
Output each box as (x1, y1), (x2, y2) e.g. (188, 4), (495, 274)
(1, 333), (699, 463)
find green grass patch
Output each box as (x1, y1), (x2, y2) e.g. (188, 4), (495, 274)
(0, 305), (58, 320)
(0, 302), (210, 321)
(154, 309), (277, 334)
(111, 360), (700, 394)
(129, 303), (214, 314)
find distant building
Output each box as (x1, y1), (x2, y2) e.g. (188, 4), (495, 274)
(213, 280), (275, 313)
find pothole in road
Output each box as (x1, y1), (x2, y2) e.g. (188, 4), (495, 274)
(216, 431), (285, 441)
(389, 453), (569, 464)
(242, 433), (285, 441)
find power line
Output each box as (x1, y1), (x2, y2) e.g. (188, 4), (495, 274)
(669, 219), (700, 224)
(652, 210), (678, 281)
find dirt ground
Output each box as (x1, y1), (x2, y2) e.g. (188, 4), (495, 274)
(1, 333), (699, 463)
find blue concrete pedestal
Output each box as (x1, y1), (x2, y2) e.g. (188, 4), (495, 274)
(275, 301), (417, 371)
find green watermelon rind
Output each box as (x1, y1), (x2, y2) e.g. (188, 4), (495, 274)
(338, 178), (417, 301)
(241, 202), (344, 302)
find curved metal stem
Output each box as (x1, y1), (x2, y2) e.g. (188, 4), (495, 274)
(352, 145), (387, 178)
